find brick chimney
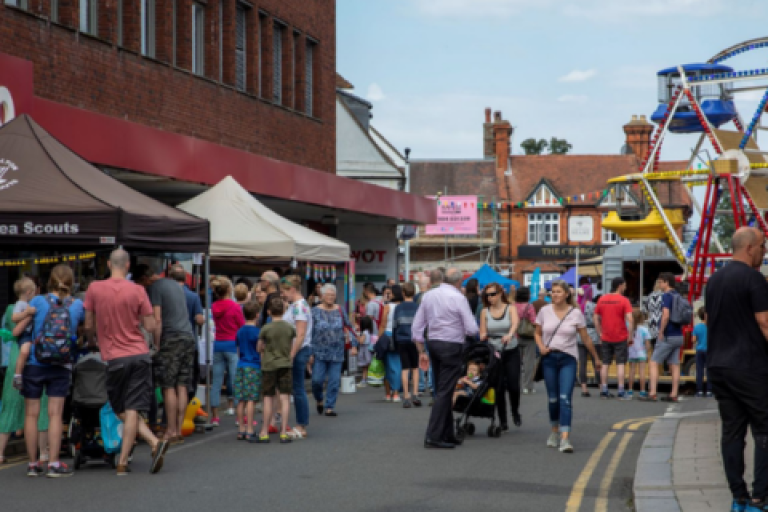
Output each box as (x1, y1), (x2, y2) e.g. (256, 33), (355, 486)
(623, 115), (653, 159)
(483, 108), (494, 158)
(493, 111), (513, 173)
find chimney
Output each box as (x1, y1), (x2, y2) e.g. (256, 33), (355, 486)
(493, 111), (513, 174)
(483, 108), (494, 158)
(623, 115), (653, 159)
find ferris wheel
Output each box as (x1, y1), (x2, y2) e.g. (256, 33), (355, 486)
(602, 37), (768, 301)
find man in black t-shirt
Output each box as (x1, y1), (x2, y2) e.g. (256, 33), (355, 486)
(706, 227), (768, 511)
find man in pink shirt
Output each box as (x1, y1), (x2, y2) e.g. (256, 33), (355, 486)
(84, 249), (169, 476)
(412, 268), (479, 449)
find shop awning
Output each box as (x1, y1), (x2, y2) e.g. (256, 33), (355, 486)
(177, 176), (349, 262)
(0, 115), (209, 252)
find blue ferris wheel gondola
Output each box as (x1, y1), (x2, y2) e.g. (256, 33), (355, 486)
(651, 63), (737, 133)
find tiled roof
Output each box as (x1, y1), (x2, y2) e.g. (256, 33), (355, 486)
(336, 73), (354, 89)
(410, 160), (498, 199)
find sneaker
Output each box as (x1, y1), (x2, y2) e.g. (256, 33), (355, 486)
(226, 408), (236, 416)
(623, 391), (634, 400)
(732, 498), (748, 512)
(617, 391), (626, 400)
(695, 392), (704, 398)
(27, 464), (43, 477)
(211, 417), (220, 427)
(116, 464), (131, 476)
(393, 393), (402, 403)
(547, 432), (559, 448)
(559, 438), (574, 453)
(523, 389), (530, 395)
(403, 399), (412, 409)
(150, 440), (169, 474)
(600, 391), (615, 400)
(581, 391), (591, 398)
(745, 501), (767, 512)
(46, 462), (74, 478)
(412, 397), (423, 407)
(356, 381), (368, 388)
(706, 392), (714, 398)
(638, 391), (649, 399)
(384, 394), (393, 402)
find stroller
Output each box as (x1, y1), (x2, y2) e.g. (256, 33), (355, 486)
(68, 351), (115, 469)
(453, 342), (503, 440)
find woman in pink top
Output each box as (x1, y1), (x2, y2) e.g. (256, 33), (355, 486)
(534, 280), (601, 454)
(210, 278), (245, 426)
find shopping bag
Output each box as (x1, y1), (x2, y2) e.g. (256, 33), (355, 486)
(100, 402), (124, 455)
(367, 358), (385, 386)
(0, 329), (13, 369)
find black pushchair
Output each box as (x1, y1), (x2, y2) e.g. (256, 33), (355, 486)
(453, 342), (503, 440)
(68, 352), (116, 469)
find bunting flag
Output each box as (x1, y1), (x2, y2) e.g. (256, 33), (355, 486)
(306, 264), (311, 280)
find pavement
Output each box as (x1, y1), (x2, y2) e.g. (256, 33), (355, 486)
(634, 396), (752, 512)
(0, 381), (669, 512)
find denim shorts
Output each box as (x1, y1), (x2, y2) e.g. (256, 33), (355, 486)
(22, 365), (71, 399)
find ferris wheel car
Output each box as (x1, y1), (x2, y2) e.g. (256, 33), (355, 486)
(651, 63), (737, 133)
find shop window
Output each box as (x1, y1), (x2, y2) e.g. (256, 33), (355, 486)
(272, 22), (283, 104)
(235, 4), (247, 91)
(528, 213), (560, 245)
(305, 39), (315, 116)
(191, 2), (205, 75)
(79, 0), (98, 35)
(141, 0), (156, 58)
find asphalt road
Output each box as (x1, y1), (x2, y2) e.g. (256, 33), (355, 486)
(0, 383), (669, 512)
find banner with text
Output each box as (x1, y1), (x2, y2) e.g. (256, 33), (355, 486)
(425, 195), (478, 235)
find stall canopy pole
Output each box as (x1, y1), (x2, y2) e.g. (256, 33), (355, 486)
(204, 254), (212, 428)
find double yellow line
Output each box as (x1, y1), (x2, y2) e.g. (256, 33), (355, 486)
(565, 416), (657, 512)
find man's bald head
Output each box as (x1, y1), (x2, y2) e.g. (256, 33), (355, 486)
(732, 227), (759, 252)
(109, 249), (130, 271)
(732, 227), (766, 269)
(445, 268), (463, 287)
(429, 269), (444, 286)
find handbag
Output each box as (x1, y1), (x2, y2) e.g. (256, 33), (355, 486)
(533, 307), (574, 382)
(517, 304), (536, 339)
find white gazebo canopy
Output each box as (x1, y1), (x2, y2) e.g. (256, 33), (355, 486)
(177, 176), (349, 262)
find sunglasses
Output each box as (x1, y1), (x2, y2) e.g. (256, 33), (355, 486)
(486, 291), (499, 297)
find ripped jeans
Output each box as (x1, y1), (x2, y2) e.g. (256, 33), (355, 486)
(541, 351), (578, 433)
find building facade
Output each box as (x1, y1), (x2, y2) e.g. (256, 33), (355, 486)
(410, 109), (691, 286)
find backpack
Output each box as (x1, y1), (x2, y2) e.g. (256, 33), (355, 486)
(668, 291), (693, 325)
(392, 302), (419, 344)
(34, 295), (76, 365)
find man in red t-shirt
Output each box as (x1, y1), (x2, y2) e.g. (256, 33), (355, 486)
(84, 249), (169, 476)
(594, 277), (633, 400)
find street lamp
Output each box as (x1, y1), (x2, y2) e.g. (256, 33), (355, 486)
(404, 147), (412, 283)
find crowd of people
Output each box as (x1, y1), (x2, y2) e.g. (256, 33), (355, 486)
(0, 246), (712, 479)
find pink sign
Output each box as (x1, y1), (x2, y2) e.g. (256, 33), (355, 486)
(425, 195), (478, 235)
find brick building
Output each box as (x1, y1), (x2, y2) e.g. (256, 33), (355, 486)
(410, 109), (691, 286)
(0, 0), (434, 284)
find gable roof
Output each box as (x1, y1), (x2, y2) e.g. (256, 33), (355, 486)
(336, 98), (403, 178)
(410, 160), (498, 198)
(525, 177), (562, 203)
(336, 73), (354, 89)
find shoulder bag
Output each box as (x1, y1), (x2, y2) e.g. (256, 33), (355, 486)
(517, 303), (536, 339)
(533, 307), (574, 382)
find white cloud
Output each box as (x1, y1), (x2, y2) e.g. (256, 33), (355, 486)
(559, 69), (597, 83)
(366, 83), (386, 102)
(414, 0), (550, 18)
(557, 95), (589, 104)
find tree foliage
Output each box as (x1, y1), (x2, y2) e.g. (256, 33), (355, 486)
(520, 137), (573, 155)
(712, 192), (734, 251)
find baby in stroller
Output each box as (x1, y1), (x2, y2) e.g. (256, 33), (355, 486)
(453, 361), (483, 406)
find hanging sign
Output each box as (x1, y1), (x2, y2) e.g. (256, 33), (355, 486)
(425, 195), (478, 235)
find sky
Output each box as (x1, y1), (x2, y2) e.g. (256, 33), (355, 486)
(336, 0), (768, 163)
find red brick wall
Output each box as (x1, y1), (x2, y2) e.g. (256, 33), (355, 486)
(0, 0), (336, 173)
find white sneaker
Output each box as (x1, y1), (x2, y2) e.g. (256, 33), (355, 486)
(356, 381), (368, 388)
(523, 389), (529, 395)
(393, 393), (402, 403)
(559, 438), (574, 453)
(547, 432), (559, 448)
(226, 408), (236, 416)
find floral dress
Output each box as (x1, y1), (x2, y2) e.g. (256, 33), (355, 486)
(310, 307), (356, 363)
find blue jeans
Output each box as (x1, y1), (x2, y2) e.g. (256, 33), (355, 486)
(541, 351), (578, 433)
(293, 346), (311, 426)
(212, 351), (238, 409)
(696, 351), (708, 393)
(385, 351), (402, 392)
(312, 360), (343, 410)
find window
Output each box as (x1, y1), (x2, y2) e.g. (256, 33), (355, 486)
(528, 213), (560, 245)
(305, 39), (315, 116)
(79, 0), (97, 35)
(191, 3), (205, 75)
(528, 184), (560, 207)
(272, 22), (283, 103)
(235, 4), (247, 91)
(141, 0), (156, 58)
(601, 213), (627, 244)
(4, 0), (29, 9)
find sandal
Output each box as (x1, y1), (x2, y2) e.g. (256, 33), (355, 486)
(639, 394), (658, 402)
(660, 396), (679, 402)
(249, 435), (270, 444)
(244, 433), (255, 442)
(237, 431), (247, 441)
(324, 409), (337, 417)
(288, 427), (305, 439)
(280, 434), (293, 444)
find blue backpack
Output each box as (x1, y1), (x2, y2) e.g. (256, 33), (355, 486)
(392, 302), (419, 345)
(33, 296), (76, 365)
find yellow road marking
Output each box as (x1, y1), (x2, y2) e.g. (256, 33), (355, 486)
(612, 416), (657, 430)
(595, 432), (634, 512)
(628, 419), (656, 431)
(565, 432), (616, 512)
(0, 459), (27, 471)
